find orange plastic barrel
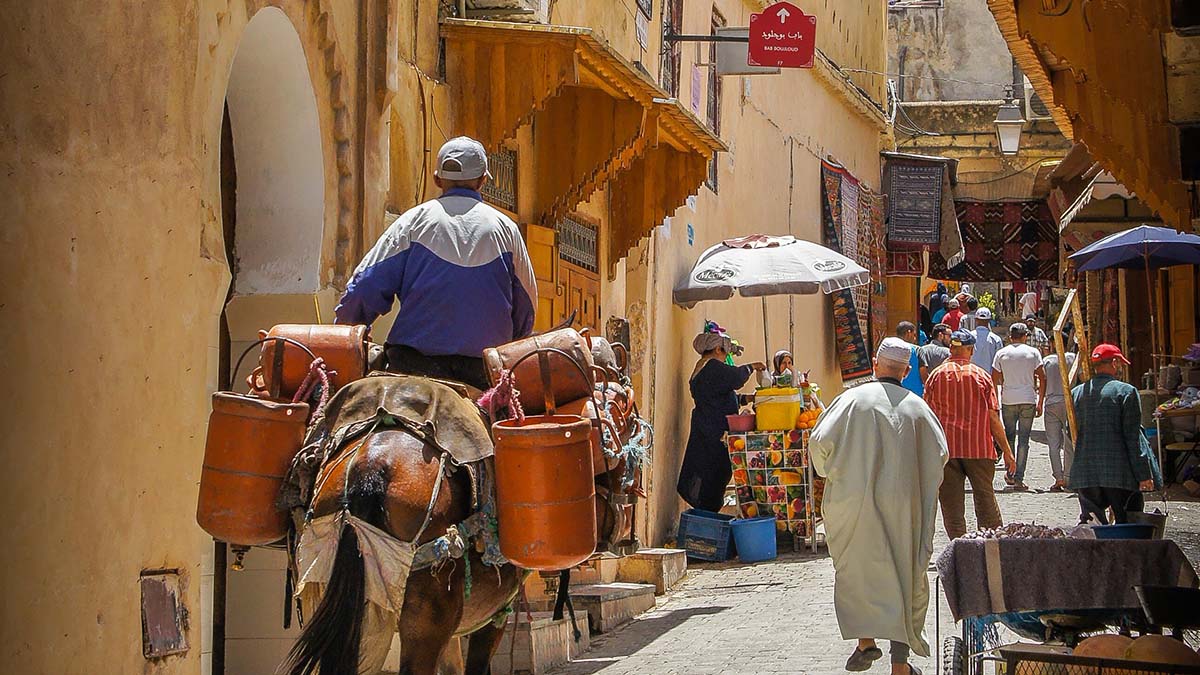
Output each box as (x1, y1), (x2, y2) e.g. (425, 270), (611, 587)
(255, 324), (368, 397)
(493, 415), (597, 570)
(197, 393), (310, 546)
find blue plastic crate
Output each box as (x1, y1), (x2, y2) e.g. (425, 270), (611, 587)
(677, 509), (735, 561)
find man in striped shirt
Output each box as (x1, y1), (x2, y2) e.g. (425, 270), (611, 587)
(925, 330), (1017, 539)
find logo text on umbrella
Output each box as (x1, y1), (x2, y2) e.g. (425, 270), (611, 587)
(695, 267), (736, 282)
(812, 259), (846, 272)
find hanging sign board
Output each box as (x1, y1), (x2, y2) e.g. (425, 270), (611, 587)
(716, 27), (780, 76)
(748, 2), (816, 69)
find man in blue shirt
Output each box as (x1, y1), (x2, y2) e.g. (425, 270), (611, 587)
(970, 307), (1004, 373)
(895, 321), (924, 397)
(335, 136), (538, 389)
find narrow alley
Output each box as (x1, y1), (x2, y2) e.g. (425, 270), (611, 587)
(548, 417), (1200, 675)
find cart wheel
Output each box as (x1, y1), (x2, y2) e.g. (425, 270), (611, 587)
(942, 636), (965, 675)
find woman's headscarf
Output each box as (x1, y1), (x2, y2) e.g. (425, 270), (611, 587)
(773, 349), (792, 375)
(693, 320), (740, 357)
(692, 331), (733, 355)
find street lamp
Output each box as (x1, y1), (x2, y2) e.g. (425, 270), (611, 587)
(994, 97), (1026, 156)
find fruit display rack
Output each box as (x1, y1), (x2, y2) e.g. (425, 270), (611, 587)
(726, 429), (825, 553)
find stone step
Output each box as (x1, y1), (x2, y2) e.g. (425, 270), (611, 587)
(568, 582), (657, 634)
(489, 610), (591, 675)
(615, 548), (688, 595)
(570, 552), (621, 586)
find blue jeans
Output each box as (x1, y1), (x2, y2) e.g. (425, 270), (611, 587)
(1002, 403), (1036, 483)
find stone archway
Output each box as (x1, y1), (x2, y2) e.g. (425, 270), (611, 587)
(224, 6), (325, 295)
(214, 8), (326, 674)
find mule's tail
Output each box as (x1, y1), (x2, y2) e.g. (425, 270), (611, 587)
(282, 525), (366, 675)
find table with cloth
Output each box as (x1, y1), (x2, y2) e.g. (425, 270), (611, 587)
(936, 538), (1197, 622)
(934, 537), (1199, 668)
(726, 429), (825, 550)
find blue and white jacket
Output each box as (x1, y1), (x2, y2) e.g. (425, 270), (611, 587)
(335, 188), (538, 357)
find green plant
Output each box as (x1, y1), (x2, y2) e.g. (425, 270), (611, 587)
(978, 291), (997, 313)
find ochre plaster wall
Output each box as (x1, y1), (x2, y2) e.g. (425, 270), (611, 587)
(0, 0), (380, 672)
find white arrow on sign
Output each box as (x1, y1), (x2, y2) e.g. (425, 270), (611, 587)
(776, 6), (791, 22)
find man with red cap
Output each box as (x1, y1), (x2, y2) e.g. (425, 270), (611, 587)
(1068, 344), (1160, 524)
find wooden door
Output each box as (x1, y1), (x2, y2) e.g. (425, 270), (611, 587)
(526, 224), (559, 332)
(885, 276), (918, 345)
(1167, 266), (1197, 355)
(562, 262), (601, 331)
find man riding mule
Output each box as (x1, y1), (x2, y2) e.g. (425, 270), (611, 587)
(333, 135), (537, 391)
(279, 136), (645, 675)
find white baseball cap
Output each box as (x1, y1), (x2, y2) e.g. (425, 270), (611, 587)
(435, 136), (492, 180)
(975, 307), (993, 320)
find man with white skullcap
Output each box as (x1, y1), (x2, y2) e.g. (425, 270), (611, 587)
(811, 338), (949, 675)
(336, 136), (537, 390)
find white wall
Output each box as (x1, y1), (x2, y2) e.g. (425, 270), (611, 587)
(225, 7), (325, 295)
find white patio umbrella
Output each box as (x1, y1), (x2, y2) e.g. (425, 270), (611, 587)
(673, 234), (871, 359)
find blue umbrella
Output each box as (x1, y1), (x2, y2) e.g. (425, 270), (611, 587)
(1068, 224), (1200, 362)
(1068, 224), (1200, 272)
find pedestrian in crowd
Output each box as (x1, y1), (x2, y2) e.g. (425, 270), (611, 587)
(925, 329), (1017, 539)
(919, 306), (934, 344)
(336, 136), (536, 390)
(811, 337), (949, 675)
(1042, 345), (1077, 492)
(1070, 344), (1160, 523)
(943, 298), (964, 331)
(932, 295), (950, 325)
(928, 282), (947, 317)
(896, 321), (924, 397)
(1019, 289), (1039, 319)
(991, 322), (1046, 491)
(960, 297), (980, 331)
(1026, 315), (1051, 356)
(969, 307), (1004, 372)
(918, 323), (952, 384)
(678, 325), (766, 512)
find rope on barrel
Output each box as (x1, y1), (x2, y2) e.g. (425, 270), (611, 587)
(478, 368), (525, 423)
(292, 357), (335, 429)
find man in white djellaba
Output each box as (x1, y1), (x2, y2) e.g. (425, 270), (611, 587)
(810, 337), (950, 675)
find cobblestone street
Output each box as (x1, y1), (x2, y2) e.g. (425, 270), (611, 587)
(549, 418), (1200, 675)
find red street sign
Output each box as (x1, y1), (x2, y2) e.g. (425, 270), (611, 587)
(748, 2), (816, 69)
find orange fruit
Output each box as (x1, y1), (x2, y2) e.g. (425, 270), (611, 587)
(732, 437), (746, 451)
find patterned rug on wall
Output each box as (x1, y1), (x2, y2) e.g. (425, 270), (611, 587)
(860, 187), (889, 350)
(927, 201), (1059, 282)
(822, 161), (874, 385)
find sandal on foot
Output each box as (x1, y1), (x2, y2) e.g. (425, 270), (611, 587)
(845, 646), (883, 671)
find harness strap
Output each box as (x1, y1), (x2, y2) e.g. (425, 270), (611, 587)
(411, 451), (450, 545)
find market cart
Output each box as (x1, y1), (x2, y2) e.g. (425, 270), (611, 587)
(934, 536), (1200, 675)
(725, 429), (824, 552)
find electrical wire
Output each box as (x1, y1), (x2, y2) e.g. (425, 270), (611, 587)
(955, 159), (1046, 185)
(840, 67), (1017, 91)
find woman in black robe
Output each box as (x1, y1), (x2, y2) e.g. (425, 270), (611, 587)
(677, 330), (765, 512)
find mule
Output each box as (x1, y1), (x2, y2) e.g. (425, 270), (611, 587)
(281, 424), (523, 675)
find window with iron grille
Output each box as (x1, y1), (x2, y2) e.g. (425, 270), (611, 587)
(637, 0), (652, 19)
(660, 0), (682, 97)
(481, 147), (517, 211)
(557, 215), (599, 273)
(706, 8), (725, 191)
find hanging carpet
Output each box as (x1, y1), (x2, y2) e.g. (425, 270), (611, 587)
(928, 201), (1058, 282)
(821, 161), (874, 385)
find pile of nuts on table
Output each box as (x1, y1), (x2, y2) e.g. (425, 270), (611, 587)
(961, 522), (1066, 540)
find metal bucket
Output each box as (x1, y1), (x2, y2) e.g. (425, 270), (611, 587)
(1126, 492), (1168, 539)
